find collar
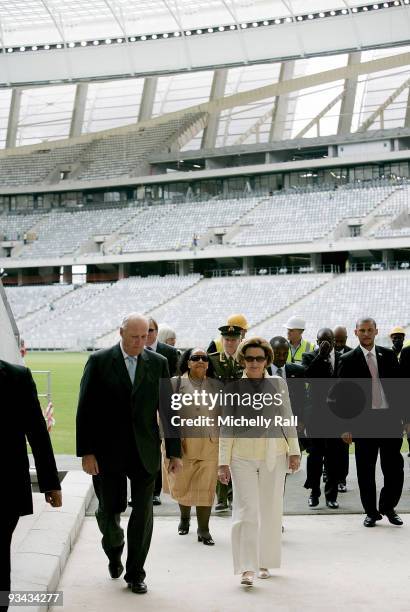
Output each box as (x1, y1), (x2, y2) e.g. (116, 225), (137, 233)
(119, 340), (138, 362)
(360, 344), (376, 358)
(146, 340), (158, 352)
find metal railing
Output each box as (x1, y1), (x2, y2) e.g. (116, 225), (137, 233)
(209, 264), (339, 277)
(349, 260), (410, 272)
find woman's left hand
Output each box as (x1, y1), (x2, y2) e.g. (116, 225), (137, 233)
(288, 455), (301, 472)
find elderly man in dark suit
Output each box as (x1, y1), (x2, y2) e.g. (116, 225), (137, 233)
(76, 313), (182, 595)
(1, 359), (61, 609)
(338, 317), (408, 527)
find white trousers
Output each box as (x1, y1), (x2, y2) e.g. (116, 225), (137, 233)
(230, 454), (287, 574)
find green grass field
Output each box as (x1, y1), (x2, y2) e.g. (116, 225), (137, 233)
(25, 351), (410, 456)
(26, 352), (88, 454)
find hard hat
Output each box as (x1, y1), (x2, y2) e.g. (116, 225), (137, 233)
(389, 326), (406, 336)
(284, 316), (306, 330)
(227, 313), (249, 330)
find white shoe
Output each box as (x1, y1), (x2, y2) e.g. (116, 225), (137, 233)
(258, 568), (271, 579)
(240, 571), (255, 586)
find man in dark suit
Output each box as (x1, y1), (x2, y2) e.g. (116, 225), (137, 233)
(269, 336), (307, 448)
(332, 325), (353, 492)
(144, 317), (179, 505)
(302, 328), (344, 509)
(1, 359), (61, 609)
(146, 317), (179, 377)
(399, 343), (410, 456)
(338, 317), (408, 527)
(76, 313), (182, 595)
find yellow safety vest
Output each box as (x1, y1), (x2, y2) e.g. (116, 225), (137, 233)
(286, 339), (314, 364)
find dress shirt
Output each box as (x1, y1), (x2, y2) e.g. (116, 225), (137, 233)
(271, 364), (286, 379)
(360, 344), (388, 409)
(146, 339), (158, 352)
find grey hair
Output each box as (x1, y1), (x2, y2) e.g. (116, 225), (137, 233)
(157, 324), (176, 344)
(120, 313), (149, 329)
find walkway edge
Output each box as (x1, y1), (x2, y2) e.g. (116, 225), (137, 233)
(11, 471), (93, 612)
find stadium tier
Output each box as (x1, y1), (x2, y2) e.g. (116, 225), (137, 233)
(2, 181), (410, 258)
(0, 112), (205, 186)
(7, 270), (410, 350)
(9, 274), (201, 350)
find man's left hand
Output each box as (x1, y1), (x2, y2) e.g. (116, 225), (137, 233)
(168, 457), (183, 474)
(288, 455), (301, 472)
(45, 490), (62, 507)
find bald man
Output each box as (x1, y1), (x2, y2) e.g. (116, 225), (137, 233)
(333, 326), (352, 356)
(77, 313), (182, 594)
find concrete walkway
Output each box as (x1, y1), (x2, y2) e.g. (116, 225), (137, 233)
(13, 453), (409, 611)
(52, 514), (409, 612)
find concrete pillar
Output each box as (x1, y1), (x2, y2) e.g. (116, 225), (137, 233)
(338, 52), (362, 135)
(310, 253), (322, 272)
(6, 89), (22, 149)
(243, 256), (254, 275)
(201, 69), (228, 149)
(69, 84), (88, 138)
(138, 77), (158, 122)
(269, 61), (295, 142)
(118, 262), (130, 280)
(178, 260), (191, 276)
(382, 249), (393, 267)
(63, 266), (73, 284)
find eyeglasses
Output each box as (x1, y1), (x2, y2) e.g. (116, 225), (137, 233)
(244, 355), (266, 363)
(190, 355), (209, 362)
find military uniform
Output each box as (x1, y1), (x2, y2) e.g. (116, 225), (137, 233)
(210, 325), (244, 511)
(209, 351), (244, 381)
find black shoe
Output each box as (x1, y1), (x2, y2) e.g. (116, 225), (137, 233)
(384, 511), (403, 526)
(128, 497), (133, 507)
(215, 502), (228, 512)
(108, 546), (124, 579)
(127, 581), (147, 594)
(198, 534), (215, 545)
(363, 515), (377, 527)
(326, 500), (339, 509)
(308, 495), (319, 508)
(178, 518), (190, 535)
(153, 495), (161, 506)
(338, 483), (347, 493)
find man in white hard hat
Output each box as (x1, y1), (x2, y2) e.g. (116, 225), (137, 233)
(284, 316), (314, 364)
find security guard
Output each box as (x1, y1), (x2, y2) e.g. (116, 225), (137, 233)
(209, 325), (243, 511)
(209, 325), (244, 381)
(284, 316), (314, 364)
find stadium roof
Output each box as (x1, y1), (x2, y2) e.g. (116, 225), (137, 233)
(0, 1), (401, 46)
(0, 1), (410, 85)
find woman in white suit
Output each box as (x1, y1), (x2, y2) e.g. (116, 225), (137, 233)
(218, 336), (300, 587)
